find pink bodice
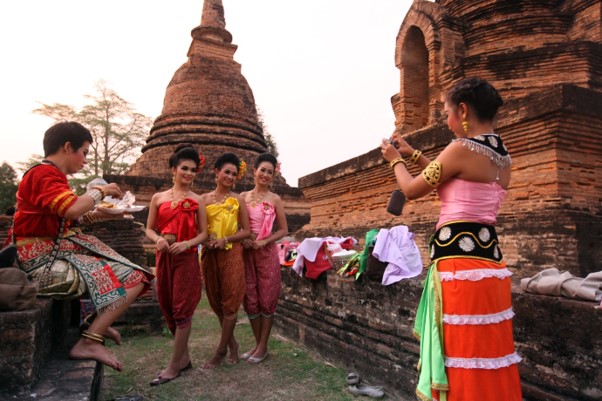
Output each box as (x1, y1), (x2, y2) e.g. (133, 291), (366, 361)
(247, 201), (276, 240)
(436, 178), (506, 228)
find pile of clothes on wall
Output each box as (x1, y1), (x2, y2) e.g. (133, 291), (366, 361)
(278, 225), (424, 285)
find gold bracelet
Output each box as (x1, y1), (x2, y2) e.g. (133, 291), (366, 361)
(389, 157), (406, 169)
(224, 237), (229, 246)
(91, 186), (107, 199)
(409, 150), (422, 164)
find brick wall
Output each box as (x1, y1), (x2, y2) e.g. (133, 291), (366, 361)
(274, 268), (602, 401)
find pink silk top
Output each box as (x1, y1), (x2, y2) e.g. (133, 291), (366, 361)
(436, 178), (506, 229)
(246, 201), (276, 241)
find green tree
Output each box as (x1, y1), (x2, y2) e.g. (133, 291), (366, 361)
(16, 154), (44, 174)
(0, 162), (18, 214)
(34, 81), (153, 178)
(257, 107), (279, 158)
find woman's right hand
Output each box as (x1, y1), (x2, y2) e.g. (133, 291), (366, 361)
(390, 132), (414, 157)
(156, 237), (169, 252)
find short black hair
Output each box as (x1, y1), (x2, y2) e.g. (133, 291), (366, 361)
(43, 121), (93, 157)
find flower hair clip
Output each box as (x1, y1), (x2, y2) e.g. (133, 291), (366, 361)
(237, 160), (247, 180)
(275, 162), (281, 177)
(197, 154), (206, 173)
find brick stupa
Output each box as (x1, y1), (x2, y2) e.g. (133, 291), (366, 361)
(108, 0), (309, 231)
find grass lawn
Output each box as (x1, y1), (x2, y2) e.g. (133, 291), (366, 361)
(102, 298), (372, 401)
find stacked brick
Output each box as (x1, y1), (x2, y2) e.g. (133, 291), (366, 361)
(299, 0), (602, 279)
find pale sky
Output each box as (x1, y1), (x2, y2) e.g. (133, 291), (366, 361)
(0, 0), (413, 186)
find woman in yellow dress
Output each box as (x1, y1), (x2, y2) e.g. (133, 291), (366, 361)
(200, 152), (250, 368)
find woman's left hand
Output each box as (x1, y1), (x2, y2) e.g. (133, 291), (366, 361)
(91, 209), (126, 221)
(169, 241), (190, 255)
(252, 240), (267, 250)
(381, 138), (401, 162)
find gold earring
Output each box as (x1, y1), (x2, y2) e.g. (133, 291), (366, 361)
(462, 118), (469, 135)
(172, 174), (175, 184)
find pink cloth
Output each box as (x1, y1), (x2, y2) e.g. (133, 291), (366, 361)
(247, 201), (276, 240)
(243, 242), (282, 317)
(437, 178), (506, 228)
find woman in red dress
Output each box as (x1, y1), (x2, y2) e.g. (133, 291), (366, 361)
(145, 144), (208, 385)
(12, 121), (153, 371)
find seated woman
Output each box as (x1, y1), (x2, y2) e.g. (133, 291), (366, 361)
(9, 121), (153, 371)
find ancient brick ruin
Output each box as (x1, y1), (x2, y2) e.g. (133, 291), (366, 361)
(283, 1), (602, 400)
(107, 0), (309, 232)
(298, 0), (602, 280)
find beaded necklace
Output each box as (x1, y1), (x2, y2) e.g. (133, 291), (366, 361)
(170, 188), (189, 209)
(212, 190), (230, 205)
(250, 189), (268, 208)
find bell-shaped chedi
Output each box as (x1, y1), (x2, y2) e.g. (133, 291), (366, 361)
(127, 0), (276, 187)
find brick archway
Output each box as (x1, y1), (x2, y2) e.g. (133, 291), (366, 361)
(392, 1), (465, 131)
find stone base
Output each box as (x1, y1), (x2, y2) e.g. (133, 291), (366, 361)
(0, 299), (70, 391)
(274, 267), (602, 401)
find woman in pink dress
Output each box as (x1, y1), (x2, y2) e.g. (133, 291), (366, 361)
(240, 153), (288, 364)
(145, 144), (208, 385)
(381, 78), (522, 401)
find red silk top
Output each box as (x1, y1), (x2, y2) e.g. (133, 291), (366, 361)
(156, 198), (199, 251)
(13, 163), (77, 237)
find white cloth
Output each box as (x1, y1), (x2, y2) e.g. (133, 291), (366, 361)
(520, 268), (602, 302)
(292, 236), (358, 276)
(372, 226), (423, 285)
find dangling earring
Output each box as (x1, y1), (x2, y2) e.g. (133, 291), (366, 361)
(172, 174), (176, 184)
(462, 117), (469, 135)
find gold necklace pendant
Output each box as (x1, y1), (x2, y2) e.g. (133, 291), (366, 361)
(170, 188), (188, 209)
(212, 191), (229, 205)
(251, 189), (267, 208)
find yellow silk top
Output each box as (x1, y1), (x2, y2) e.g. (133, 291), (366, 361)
(206, 197), (239, 251)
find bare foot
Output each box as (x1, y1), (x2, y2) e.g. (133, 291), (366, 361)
(69, 338), (122, 371)
(105, 326), (122, 346)
(201, 351), (226, 369)
(228, 341), (239, 364)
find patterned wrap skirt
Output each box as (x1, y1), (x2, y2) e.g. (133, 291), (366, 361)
(155, 250), (202, 334)
(201, 242), (245, 318)
(243, 242), (281, 318)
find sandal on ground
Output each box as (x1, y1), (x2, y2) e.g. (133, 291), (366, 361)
(247, 352), (268, 364)
(241, 350), (254, 360)
(149, 372), (181, 386)
(181, 361), (193, 371)
(347, 372), (360, 385)
(348, 384), (385, 398)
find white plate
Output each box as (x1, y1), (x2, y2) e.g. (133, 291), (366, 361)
(97, 205), (145, 214)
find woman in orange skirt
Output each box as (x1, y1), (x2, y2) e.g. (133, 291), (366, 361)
(381, 77), (522, 401)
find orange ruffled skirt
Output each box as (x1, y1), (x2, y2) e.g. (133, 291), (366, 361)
(432, 258), (522, 401)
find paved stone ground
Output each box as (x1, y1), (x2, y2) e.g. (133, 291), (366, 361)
(0, 329), (101, 401)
